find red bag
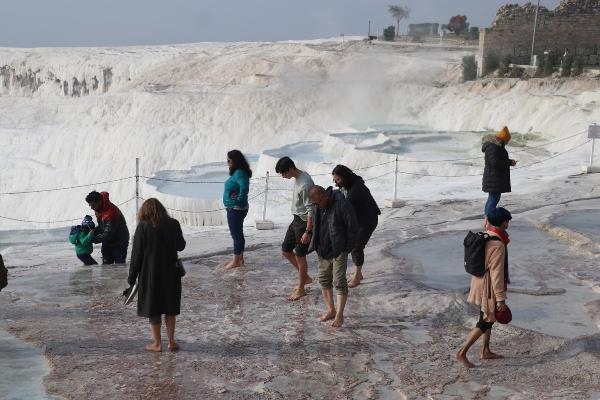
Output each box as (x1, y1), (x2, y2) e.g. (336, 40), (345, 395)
(495, 305), (512, 324)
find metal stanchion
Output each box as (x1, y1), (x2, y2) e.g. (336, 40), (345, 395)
(255, 171), (274, 230)
(582, 124), (600, 173)
(385, 154), (404, 208)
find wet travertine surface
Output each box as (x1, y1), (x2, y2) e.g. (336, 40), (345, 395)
(2, 177), (600, 399)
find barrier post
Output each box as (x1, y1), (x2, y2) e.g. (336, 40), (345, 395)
(384, 154), (404, 208)
(135, 157), (140, 215)
(255, 171), (274, 230)
(582, 124), (600, 173)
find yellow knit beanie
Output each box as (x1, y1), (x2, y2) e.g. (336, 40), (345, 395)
(496, 126), (511, 143)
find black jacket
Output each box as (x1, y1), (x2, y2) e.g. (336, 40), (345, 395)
(342, 174), (380, 228)
(482, 135), (512, 193)
(128, 217), (186, 317)
(93, 212), (130, 247)
(91, 191), (130, 247)
(309, 188), (358, 259)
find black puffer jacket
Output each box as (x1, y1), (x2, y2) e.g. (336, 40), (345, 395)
(482, 135), (512, 193)
(342, 174), (380, 228)
(308, 188), (358, 259)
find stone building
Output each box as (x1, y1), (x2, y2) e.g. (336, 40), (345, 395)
(478, 0), (600, 75)
(408, 23), (440, 37)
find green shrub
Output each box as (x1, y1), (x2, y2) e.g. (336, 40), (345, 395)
(560, 54), (573, 77)
(497, 54), (511, 77)
(535, 54), (545, 77)
(462, 55), (477, 81)
(383, 26), (395, 41)
(543, 53), (555, 76)
(482, 53), (499, 76)
(572, 56), (584, 76)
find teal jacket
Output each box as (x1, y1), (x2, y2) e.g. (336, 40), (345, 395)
(68, 230), (95, 255)
(223, 169), (249, 209)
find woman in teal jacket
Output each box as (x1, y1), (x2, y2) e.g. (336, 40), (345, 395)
(223, 149), (251, 269)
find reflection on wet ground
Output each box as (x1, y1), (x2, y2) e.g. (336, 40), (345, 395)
(0, 329), (57, 400)
(551, 209), (600, 238)
(1, 207), (600, 398)
(0, 246), (416, 399)
(394, 221), (600, 338)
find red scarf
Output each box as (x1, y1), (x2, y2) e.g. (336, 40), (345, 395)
(488, 225), (510, 245)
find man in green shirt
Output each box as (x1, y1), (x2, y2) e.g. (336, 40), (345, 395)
(275, 156), (314, 301)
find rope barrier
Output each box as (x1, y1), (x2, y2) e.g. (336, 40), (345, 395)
(0, 177), (132, 195)
(0, 129), (593, 225)
(0, 129), (587, 194)
(140, 175), (227, 184)
(0, 197), (136, 224)
(513, 139), (591, 170)
(138, 192), (265, 215)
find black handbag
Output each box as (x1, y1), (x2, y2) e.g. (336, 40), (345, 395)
(0, 254), (7, 291)
(176, 259), (186, 277)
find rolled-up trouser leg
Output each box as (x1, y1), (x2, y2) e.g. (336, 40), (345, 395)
(318, 256), (333, 289)
(475, 311), (494, 332)
(332, 252), (349, 295)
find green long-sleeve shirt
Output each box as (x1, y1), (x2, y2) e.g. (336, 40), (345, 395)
(68, 230), (95, 255)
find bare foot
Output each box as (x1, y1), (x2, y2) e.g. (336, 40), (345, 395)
(225, 262), (243, 270)
(347, 273), (363, 288)
(480, 351), (503, 360)
(287, 288), (307, 301)
(168, 342), (180, 352)
(319, 311), (336, 322)
(455, 351), (475, 368)
(331, 315), (344, 328)
(145, 343), (162, 352)
(294, 276), (313, 290)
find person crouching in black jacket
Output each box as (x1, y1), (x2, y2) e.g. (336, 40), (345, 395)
(308, 185), (357, 328)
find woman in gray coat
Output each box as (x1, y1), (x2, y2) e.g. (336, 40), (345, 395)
(128, 198), (186, 352)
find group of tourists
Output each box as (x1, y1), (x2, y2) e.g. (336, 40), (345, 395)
(64, 125), (516, 361)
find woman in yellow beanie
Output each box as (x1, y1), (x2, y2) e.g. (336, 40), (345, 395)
(482, 126), (516, 220)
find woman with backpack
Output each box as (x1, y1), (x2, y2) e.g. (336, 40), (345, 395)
(456, 207), (512, 368)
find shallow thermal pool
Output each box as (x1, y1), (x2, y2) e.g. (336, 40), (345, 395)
(0, 329), (56, 400)
(551, 209), (600, 238)
(392, 221), (600, 339)
(146, 156), (257, 199)
(0, 227), (67, 253)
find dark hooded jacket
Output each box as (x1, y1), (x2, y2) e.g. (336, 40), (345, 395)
(308, 188), (358, 259)
(128, 217), (186, 317)
(482, 135), (512, 193)
(92, 191), (130, 247)
(341, 173), (380, 228)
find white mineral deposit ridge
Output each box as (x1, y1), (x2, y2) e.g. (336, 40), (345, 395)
(1, 37), (600, 399)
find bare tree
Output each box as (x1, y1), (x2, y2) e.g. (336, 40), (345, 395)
(388, 5), (410, 37)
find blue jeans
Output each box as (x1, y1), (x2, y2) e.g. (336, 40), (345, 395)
(485, 192), (502, 218)
(101, 243), (128, 264)
(227, 208), (248, 255)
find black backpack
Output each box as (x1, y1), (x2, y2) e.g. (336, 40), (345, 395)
(463, 231), (502, 277)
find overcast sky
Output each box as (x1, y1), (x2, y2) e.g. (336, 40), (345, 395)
(1, 0), (562, 47)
